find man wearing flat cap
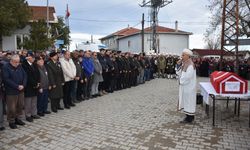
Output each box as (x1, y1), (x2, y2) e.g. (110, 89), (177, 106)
(176, 49), (197, 123)
(22, 51), (41, 122)
(46, 52), (65, 113)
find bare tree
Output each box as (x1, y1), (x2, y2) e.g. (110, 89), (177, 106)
(205, 0), (250, 41)
(204, 34), (221, 49)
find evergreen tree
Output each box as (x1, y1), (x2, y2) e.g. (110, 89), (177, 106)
(51, 16), (71, 49)
(23, 20), (53, 51)
(0, 0), (30, 37)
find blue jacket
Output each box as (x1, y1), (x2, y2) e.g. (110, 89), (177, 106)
(82, 57), (94, 78)
(2, 63), (27, 95)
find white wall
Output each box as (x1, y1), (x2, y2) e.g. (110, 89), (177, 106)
(2, 25), (31, 51)
(101, 36), (119, 50)
(157, 33), (189, 55)
(2, 35), (16, 51)
(118, 33), (190, 55)
(118, 34), (141, 53)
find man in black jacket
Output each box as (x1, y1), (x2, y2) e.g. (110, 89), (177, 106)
(22, 51), (41, 122)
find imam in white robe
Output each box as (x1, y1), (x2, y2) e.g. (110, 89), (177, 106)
(177, 64), (197, 115)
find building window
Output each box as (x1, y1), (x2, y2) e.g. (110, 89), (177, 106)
(128, 40), (131, 48)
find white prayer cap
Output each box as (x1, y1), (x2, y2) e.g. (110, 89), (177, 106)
(182, 48), (193, 56)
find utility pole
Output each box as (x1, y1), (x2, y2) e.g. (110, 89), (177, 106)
(220, 0), (239, 74)
(140, 0), (173, 54)
(141, 13), (145, 53)
(46, 0), (49, 38)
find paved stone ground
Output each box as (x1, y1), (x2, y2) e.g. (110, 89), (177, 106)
(0, 77), (250, 150)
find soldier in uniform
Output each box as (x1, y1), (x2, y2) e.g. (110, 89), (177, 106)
(104, 50), (114, 92)
(116, 51), (126, 90)
(124, 53), (131, 88)
(128, 53), (137, 86)
(166, 55), (176, 79)
(46, 52), (65, 113)
(157, 54), (166, 78)
(110, 52), (119, 92)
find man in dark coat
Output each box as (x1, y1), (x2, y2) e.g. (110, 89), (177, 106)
(97, 49), (109, 94)
(22, 51), (41, 122)
(46, 52), (65, 113)
(2, 54), (27, 129)
(72, 51), (83, 102)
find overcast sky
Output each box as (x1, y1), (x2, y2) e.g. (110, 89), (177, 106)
(26, 0), (211, 50)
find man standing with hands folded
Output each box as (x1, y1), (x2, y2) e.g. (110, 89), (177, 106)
(2, 55), (27, 129)
(59, 50), (76, 109)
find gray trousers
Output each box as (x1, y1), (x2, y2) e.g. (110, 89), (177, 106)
(24, 96), (37, 117)
(0, 99), (4, 127)
(91, 82), (99, 95)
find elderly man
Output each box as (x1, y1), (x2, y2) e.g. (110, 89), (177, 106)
(59, 50), (76, 109)
(22, 51), (41, 122)
(177, 49), (197, 123)
(2, 54), (27, 129)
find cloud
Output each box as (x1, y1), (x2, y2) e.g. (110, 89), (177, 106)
(69, 33), (104, 50)
(27, 0), (210, 50)
(190, 34), (206, 49)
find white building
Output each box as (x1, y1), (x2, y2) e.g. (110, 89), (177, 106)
(100, 25), (192, 55)
(1, 6), (58, 51)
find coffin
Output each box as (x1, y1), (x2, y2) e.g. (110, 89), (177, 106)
(210, 71), (248, 94)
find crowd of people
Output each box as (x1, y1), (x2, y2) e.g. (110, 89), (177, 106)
(155, 54), (250, 80)
(0, 49), (156, 130)
(0, 48), (249, 131)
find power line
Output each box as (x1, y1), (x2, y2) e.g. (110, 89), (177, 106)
(70, 18), (138, 23)
(70, 18), (210, 25)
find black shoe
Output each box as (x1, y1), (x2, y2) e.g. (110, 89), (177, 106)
(69, 103), (76, 107)
(9, 123), (17, 129)
(77, 98), (82, 101)
(65, 106), (70, 109)
(0, 127), (5, 131)
(52, 110), (58, 113)
(180, 115), (193, 124)
(15, 118), (25, 126)
(73, 100), (80, 103)
(44, 111), (51, 114)
(38, 112), (45, 117)
(32, 115), (40, 119)
(26, 117), (33, 122)
(58, 107), (64, 110)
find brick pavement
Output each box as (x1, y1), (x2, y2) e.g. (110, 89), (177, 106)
(0, 77), (250, 150)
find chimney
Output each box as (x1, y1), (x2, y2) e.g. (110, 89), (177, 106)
(91, 35), (93, 43)
(175, 21), (178, 32)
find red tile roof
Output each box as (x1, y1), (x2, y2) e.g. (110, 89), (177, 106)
(29, 6), (56, 22)
(100, 27), (140, 40)
(192, 49), (234, 56)
(100, 25), (191, 40)
(113, 27), (141, 36)
(144, 25), (188, 33)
